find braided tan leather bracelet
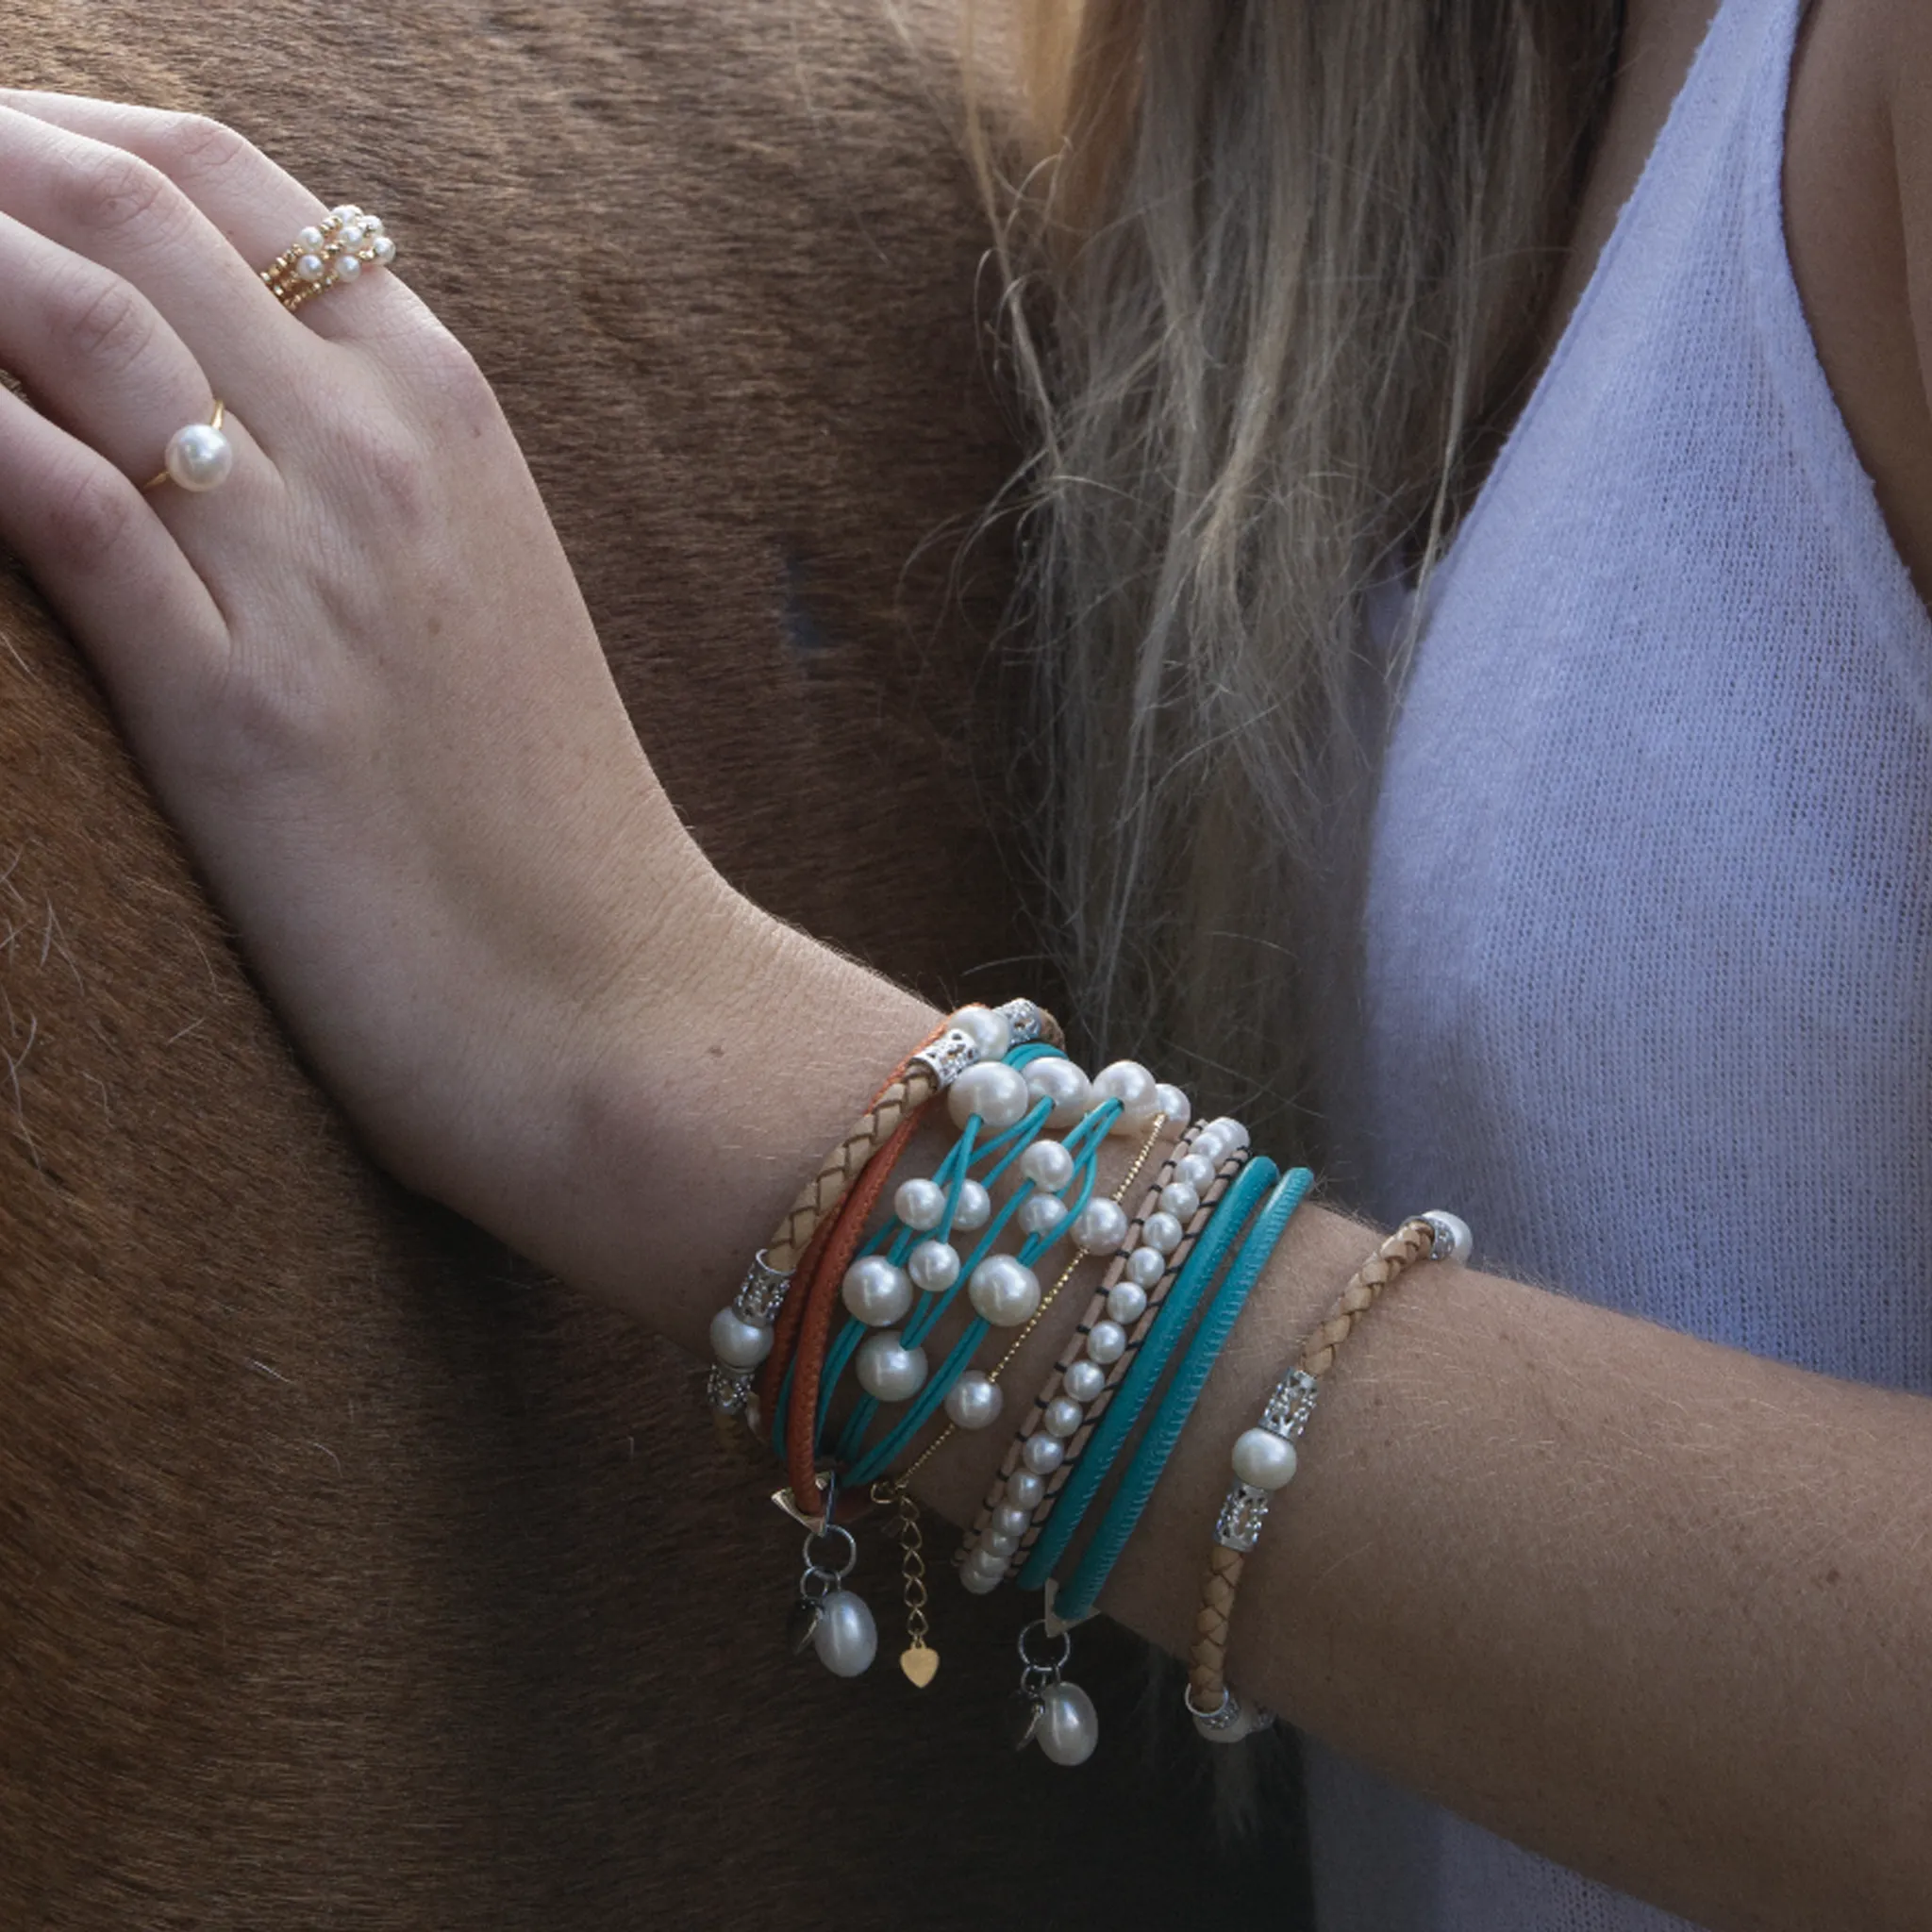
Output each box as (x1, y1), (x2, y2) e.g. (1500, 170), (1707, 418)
(1185, 1209), (1472, 1740)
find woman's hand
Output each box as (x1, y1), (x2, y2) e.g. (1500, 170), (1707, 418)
(0, 92), (766, 1256)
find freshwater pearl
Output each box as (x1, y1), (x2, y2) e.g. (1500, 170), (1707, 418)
(295, 251), (328, 281)
(1036, 1682), (1100, 1766)
(1024, 1057), (1092, 1131)
(296, 225), (325, 250)
(966, 1545), (1008, 1577)
(708, 1307), (774, 1370)
(947, 1060), (1031, 1133)
(360, 213), (385, 235)
(857, 1332), (928, 1402)
(1084, 1319), (1126, 1365)
(1062, 1358), (1107, 1404)
(1141, 1211), (1184, 1256)
(1206, 1116), (1251, 1152)
(908, 1240), (960, 1293)
(333, 251), (362, 281)
(1159, 1180), (1201, 1223)
(330, 203), (363, 222)
(1106, 1281), (1148, 1325)
(953, 1181), (992, 1232)
(1071, 1197), (1128, 1255)
(982, 1529), (1018, 1557)
(1007, 1469), (1045, 1509)
(895, 1177), (947, 1232)
(1231, 1426), (1298, 1491)
(1017, 1194), (1068, 1240)
(811, 1589), (878, 1676)
(163, 422), (234, 492)
(1175, 1153), (1216, 1192)
(968, 1255), (1041, 1328)
(1042, 1396), (1083, 1439)
(1424, 1209), (1474, 1266)
(993, 1502), (1032, 1538)
(1191, 1128), (1227, 1168)
(336, 220), (367, 249)
(946, 1003), (1013, 1060)
(1022, 1432), (1066, 1474)
(1154, 1082), (1192, 1128)
(944, 1370), (1004, 1430)
(842, 1255), (913, 1326)
(1124, 1246), (1166, 1289)
(1019, 1139), (1075, 1192)
(371, 234), (398, 266)
(959, 1563), (1002, 1595)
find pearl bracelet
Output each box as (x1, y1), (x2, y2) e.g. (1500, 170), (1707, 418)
(1184, 1208), (1473, 1742)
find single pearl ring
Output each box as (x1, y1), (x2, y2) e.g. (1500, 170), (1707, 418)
(142, 398), (234, 494)
(258, 205), (397, 314)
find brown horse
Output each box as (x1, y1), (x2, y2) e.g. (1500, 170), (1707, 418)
(0, 3), (1304, 1923)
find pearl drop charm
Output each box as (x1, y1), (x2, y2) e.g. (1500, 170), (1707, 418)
(1019, 1139), (1075, 1192)
(1106, 1281), (1149, 1325)
(1022, 1432), (1066, 1474)
(856, 1331), (928, 1403)
(1085, 1319), (1126, 1364)
(947, 1060), (1032, 1133)
(811, 1589), (878, 1677)
(944, 1370), (1004, 1430)
(895, 1177), (947, 1231)
(162, 421), (234, 492)
(708, 1307), (774, 1370)
(1043, 1395), (1083, 1439)
(968, 1254), (1041, 1327)
(1231, 1425), (1298, 1491)
(953, 1180), (992, 1232)
(1071, 1197), (1128, 1255)
(908, 1240), (960, 1293)
(1035, 1681), (1100, 1765)
(842, 1255), (913, 1327)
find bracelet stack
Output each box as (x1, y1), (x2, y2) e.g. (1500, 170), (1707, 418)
(697, 996), (1474, 1770)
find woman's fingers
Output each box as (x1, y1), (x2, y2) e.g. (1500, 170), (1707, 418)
(0, 91), (416, 351)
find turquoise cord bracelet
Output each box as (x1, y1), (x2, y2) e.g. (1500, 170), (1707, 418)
(1055, 1164), (1313, 1621)
(1015, 1152), (1278, 1593)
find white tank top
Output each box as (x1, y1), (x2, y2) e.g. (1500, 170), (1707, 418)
(1307, 0), (1932, 1924)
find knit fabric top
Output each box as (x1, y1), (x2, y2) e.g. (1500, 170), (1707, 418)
(1305, 0), (1932, 1924)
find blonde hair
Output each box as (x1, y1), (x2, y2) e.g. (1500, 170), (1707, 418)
(978, 0), (1621, 1151)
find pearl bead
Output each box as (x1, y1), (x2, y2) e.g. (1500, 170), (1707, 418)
(946, 1003), (1013, 1060)
(1191, 1129), (1227, 1168)
(947, 1060), (1031, 1132)
(1062, 1358), (1107, 1403)
(1024, 1057), (1092, 1131)
(895, 1177), (947, 1231)
(1085, 1319), (1126, 1365)
(1154, 1082), (1192, 1128)
(967, 1255), (1041, 1328)
(163, 422), (234, 493)
(1424, 1209), (1474, 1266)
(1017, 1193), (1068, 1240)
(982, 1528), (1017, 1557)
(1043, 1396), (1083, 1439)
(1207, 1116), (1250, 1152)
(1007, 1470), (1045, 1509)
(1141, 1211), (1184, 1256)
(295, 250), (328, 281)
(1035, 1681), (1100, 1765)
(1159, 1180), (1201, 1222)
(842, 1255), (913, 1326)
(959, 1563), (1001, 1594)
(371, 234), (397, 266)
(1071, 1197), (1128, 1255)
(857, 1332), (928, 1402)
(333, 251), (362, 281)
(330, 203), (363, 223)
(360, 213), (385, 235)
(966, 1545), (1008, 1576)
(1176, 1152), (1216, 1191)
(336, 221), (367, 249)
(1124, 1246), (1166, 1289)
(296, 225), (325, 250)
(1091, 1059), (1157, 1116)
(907, 1240), (960, 1293)
(1019, 1139), (1075, 1192)
(1022, 1432), (1066, 1474)
(811, 1589), (878, 1677)
(1107, 1281), (1149, 1325)
(1231, 1425), (1298, 1491)
(953, 1180), (992, 1232)
(943, 1370), (1004, 1430)
(708, 1307), (774, 1369)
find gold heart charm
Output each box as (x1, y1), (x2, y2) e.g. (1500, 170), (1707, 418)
(899, 1644), (940, 1689)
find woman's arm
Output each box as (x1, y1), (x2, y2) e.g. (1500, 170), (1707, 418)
(0, 85), (1926, 1932)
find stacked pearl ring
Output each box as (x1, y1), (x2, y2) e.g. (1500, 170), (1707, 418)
(142, 399), (233, 494)
(259, 205), (398, 313)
